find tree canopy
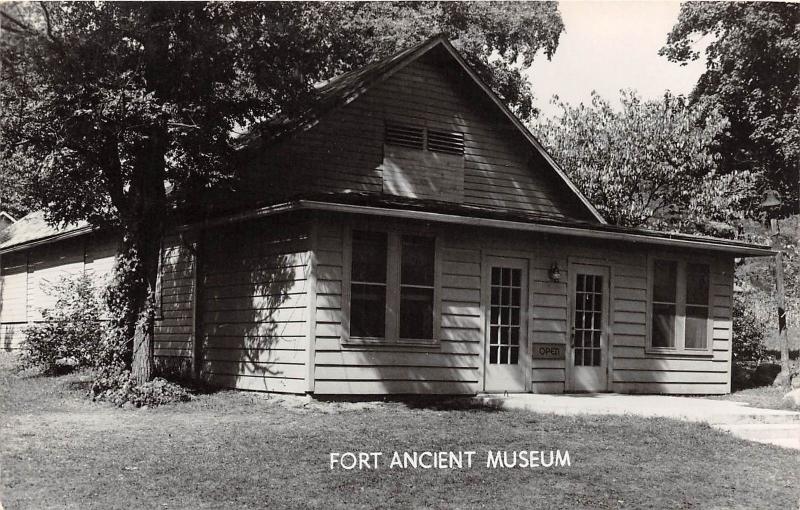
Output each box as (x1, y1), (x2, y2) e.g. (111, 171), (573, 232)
(660, 1), (799, 216)
(535, 91), (754, 234)
(0, 164), (28, 218)
(0, 1), (565, 381)
(1, 1), (563, 227)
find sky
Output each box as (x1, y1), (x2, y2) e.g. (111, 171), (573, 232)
(528, 1), (708, 118)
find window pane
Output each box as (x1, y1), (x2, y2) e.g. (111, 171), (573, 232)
(399, 287), (434, 339)
(685, 305), (708, 349)
(401, 236), (435, 286)
(652, 303), (676, 348)
(351, 284), (385, 338)
(686, 263), (710, 305)
(491, 267), (501, 285)
(351, 231), (387, 283)
(499, 346), (509, 364)
(653, 260), (677, 302)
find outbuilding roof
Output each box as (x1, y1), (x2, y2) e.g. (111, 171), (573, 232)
(0, 211), (92, 253)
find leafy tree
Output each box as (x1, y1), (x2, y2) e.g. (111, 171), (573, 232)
(0, 1), (564, 383)
(732, 291), (768, 364)
(535, 91), (755, 234)
(0, 162), (30, 218)
(660, 2), (799, 216)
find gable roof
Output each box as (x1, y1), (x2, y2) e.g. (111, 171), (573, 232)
(0, 210), (92, 252)
(262, 35), (607, 224)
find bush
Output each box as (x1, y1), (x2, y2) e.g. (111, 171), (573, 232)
(91, 366), (192, 407)
(19, 274), (124, 374)
(732, 293), (769, 364)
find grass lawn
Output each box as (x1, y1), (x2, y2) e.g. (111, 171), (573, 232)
(1, 353), (798, 509)
(707, 385), (797, 411)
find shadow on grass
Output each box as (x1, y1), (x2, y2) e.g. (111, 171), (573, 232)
(14, 363), (78, 379)
(312, 394), (505, 412)
(65, 379), (94, 392)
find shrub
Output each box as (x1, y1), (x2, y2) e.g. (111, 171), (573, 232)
(732, 293), (769, 364)
(91, 365), (192, 407)
(19, 273), (124, 374)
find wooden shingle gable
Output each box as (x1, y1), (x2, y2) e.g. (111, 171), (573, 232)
(248, 35), (606, 224)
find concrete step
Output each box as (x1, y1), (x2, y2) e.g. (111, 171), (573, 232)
(713, 423), (800, 449)
(472, 395), (800, 425)
(704, 413), (800, 425)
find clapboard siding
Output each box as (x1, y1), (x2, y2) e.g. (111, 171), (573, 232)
(0, 233), (119, 350)
(84, 235), (118, 290)
(311, 215), (483, 395)
(305, 213), (737, 395)
(199, 216), (311, 393)
(26, 239), (86, 322)
(153, 235), (196, 361)
(0, 252), (27, 334)
(237, 49), (592, 221)
(610, 256), (734, 394)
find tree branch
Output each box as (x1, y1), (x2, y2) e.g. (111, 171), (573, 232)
(167, 121), (200, 130)
(0, 11), (35, 34)
(39, 2), (57, 43)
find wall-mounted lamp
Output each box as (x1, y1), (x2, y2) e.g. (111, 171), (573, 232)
(549, 262), (561, 283)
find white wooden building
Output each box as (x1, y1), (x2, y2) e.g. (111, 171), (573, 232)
(0, 36), (772, 395)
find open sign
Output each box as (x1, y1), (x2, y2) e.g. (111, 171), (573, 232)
(531, 343), (564, 360)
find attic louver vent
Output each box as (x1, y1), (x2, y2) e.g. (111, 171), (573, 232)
(427, 129), (465, 155)
(385, 124), (425, 150)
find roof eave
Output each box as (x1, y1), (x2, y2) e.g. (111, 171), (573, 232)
(178, 199), (774, 258)
(0, 225), (96, 255)
(297, 200), (773, 256)
(2, 200), (772, 257)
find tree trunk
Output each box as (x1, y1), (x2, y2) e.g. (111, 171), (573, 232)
(131, 301), (154, 383)
(121, 230), (161, 385)
(118, 3), (170, 384)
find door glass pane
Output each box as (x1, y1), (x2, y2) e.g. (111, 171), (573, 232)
(489, 266), (522, 365)
(574, 274), (603, 367)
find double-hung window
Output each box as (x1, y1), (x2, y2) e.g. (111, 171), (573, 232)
(649, 258), (712, 353)
(347, 230), (438, 344)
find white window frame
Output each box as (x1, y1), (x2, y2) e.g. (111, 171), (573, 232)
(341, 227), (441, 346)
(646, 255), (714, 355)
